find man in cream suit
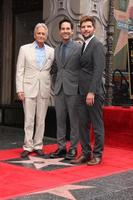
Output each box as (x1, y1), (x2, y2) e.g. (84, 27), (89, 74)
(16, 23), (54, 158)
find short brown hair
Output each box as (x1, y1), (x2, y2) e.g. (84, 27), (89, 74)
(80, 16), (96, 28)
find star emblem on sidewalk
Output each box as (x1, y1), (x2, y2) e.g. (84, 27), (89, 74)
(28, 184), (95, 200)
(8, 156), (73, 169)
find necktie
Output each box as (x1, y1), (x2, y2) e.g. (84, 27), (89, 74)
(81, 42), (86, 54)
(61, 44), (67, 63)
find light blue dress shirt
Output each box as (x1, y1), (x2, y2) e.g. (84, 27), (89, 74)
(34, 42), (45, 70)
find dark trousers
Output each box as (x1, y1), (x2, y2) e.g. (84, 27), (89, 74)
(78, 95), (104, 158)
(55, 89), (79, 150)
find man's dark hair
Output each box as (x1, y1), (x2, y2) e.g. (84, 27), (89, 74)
(59, 18), (74, 30)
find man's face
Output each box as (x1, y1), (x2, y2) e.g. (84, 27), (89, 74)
(34, 26), (47, 45)
(59, 22), (73, 42)
(80, 21), (95, 40)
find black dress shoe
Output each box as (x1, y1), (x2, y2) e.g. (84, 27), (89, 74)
(21, 150), (31, 158)
(87, 157), (102, 166)
(70, 155), (90, 164)
(50, 149), (66, 158)
(65, 149), (77, 160)
(34, 149), (44, 156)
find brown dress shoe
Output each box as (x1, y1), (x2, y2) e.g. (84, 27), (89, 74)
(70, 155), (89, 164)
(34, 149), (45, 156)
(87, 157), (102, 166)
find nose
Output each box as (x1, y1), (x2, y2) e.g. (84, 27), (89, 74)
(84, 26), (88, 30)
(39, 33), (45, 36)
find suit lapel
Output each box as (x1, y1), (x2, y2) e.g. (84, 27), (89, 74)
(30, 43), (37, 66)
(56, 44), (62, 65)
(42, 45), (48, 67)
(65, 43), (74, 59)
(40, 44), (52, 70)
(56, 41), (76, 67)
(81, 37), (95, 57)
(63, 41), (75, 66)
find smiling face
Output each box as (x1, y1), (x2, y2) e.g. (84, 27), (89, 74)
(59, 22), (74, 43)
(34, 26), (47, 47)
(80, 21), (95, 40)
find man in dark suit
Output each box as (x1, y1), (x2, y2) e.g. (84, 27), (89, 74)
(71, 16), (105, 165)
(50, 18), (81, 160)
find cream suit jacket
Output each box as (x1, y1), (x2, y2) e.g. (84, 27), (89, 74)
(16, 42), (54, 98)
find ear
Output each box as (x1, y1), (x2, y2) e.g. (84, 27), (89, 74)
(71, 30), (74, 35)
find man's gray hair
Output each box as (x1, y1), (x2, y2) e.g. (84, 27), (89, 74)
(34, 23), (48, 36)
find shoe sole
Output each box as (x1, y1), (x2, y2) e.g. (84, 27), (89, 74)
(50, 154), (66, 158)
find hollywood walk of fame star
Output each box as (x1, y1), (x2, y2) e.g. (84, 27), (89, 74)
(114, 0), (132, 55)
(8, 156), (73, 169)
(27, 184), (95, 200)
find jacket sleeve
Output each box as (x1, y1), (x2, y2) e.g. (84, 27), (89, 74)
(89, 43), (105, 94)
(16, 46), (25, 93)
(50, 58), (58, 87)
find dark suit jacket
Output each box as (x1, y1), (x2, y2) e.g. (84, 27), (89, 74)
(51, 40), (82, 95)
(79, 37), (105, 96)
